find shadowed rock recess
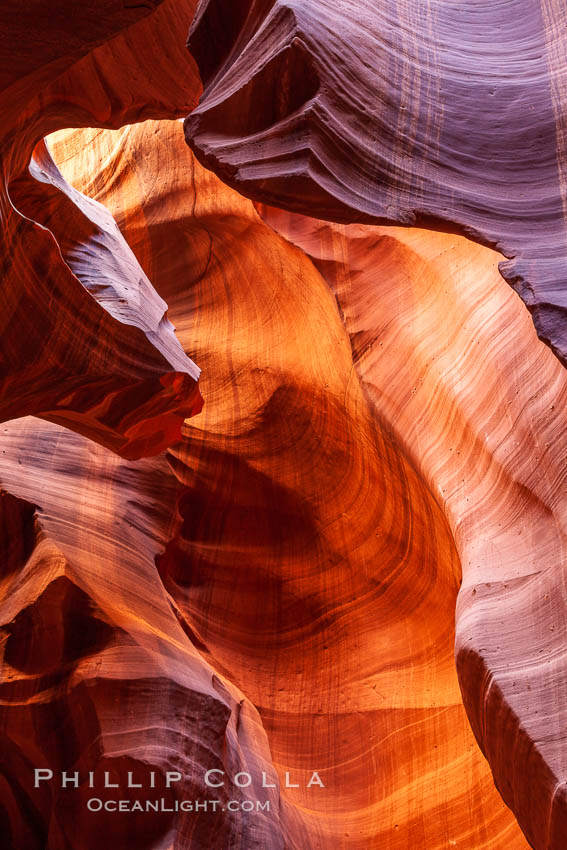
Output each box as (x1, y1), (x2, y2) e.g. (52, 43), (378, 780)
(0, 1), (565, 849)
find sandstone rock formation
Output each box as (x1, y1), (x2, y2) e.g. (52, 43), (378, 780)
(184, 0), (567, 369)
(41, 118), (535, 849)
(258, 205), (567, 850)
(0, 417), (285, 849)
(0, 0), (202, 456)
(1, 2), (565, 849)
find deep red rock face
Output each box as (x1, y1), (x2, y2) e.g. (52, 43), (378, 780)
(0, 0), (202, 457)
(1, 2), (566, 849)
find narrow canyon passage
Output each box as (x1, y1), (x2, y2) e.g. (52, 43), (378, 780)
(2, 1), (567, 848)
(37, 119), (541, 848)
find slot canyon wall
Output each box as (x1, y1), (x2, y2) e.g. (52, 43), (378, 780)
(1, 1), (567, 849)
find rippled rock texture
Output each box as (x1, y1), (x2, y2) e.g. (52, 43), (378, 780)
(184, 0), (567, 370)
(0, 0), (202, 456)
(2, 1), (566, 849)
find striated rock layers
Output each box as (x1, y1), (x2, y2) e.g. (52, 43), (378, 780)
(0, 419), (285, 849)
(184, 0), (567, 370)
(0, 0), (202, 456)
(258, 205), (567, 850)
(42, 119), (541, 849)
(1, 1), (566, 849)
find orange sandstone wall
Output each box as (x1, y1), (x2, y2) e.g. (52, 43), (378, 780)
(1, 1), (565, 847)
(41, 120), (532, 849)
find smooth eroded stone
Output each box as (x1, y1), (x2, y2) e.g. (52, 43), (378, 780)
(0, 0), (203, 457)
(0, 417), (285, 850)
(184, 0), (567, 369)
(50, 120), (534, 849)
